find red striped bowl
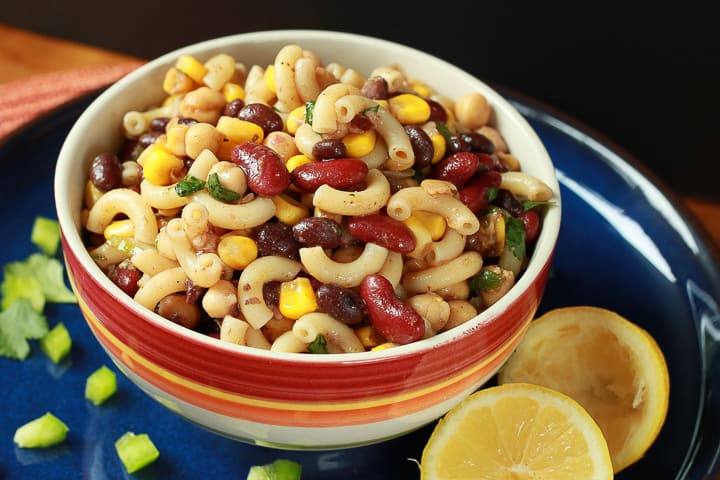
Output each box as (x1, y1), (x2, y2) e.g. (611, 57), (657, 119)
(54, 30), (560, 449)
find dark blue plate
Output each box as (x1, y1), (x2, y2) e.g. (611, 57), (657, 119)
(1, 91), (719, 479)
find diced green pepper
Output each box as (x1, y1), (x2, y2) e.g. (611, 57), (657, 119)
(247, 459), (302, 480)
(31, 217), (61, 256)
(85, 365), (117, 405)
(13, 412), (69, 448)
(40, 322), (71, 363)
(115, 432), (160, 473)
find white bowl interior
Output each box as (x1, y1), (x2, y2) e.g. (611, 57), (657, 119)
(54, 29), (561, 362)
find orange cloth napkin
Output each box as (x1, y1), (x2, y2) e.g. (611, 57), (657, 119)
(0, 61), (145, 140)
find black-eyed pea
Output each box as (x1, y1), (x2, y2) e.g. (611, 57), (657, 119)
(441, 299), (478, 331)
(179, 86), (227, 124)
(264, 131), (299, 162)
(407, 292), (450, 333)
(208, 161), (247, 196)
(454, 92), (492, 129)
(185, 122), (224, 159)
(203, 53), (236, 91)
(476, 125), (508, 153)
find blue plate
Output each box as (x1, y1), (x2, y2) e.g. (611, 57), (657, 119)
(1, 91), (719, 479)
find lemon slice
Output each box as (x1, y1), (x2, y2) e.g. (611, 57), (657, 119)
(420, 382), (613, 480)
(498, 306), (670, 473)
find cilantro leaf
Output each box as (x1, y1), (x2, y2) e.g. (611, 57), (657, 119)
(307, 334), (328, 354)
(175, 175), (206, 197)
(22, 254), (76, 304)
(469, 269), (504, 295)
(504, 215), (526, 262)
(304, 100), (315, 125)
(1, 269), (44, 312)
(0, 299), (49, 360)
(435, 121), (453, 141)
(207, 173), (241, 203)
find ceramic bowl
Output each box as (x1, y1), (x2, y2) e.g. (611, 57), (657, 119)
(54, 30), (561, 449)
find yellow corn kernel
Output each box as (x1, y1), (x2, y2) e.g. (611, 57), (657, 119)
(216, 116), (264, 144)
(410, 80), (433, 98)
(403, 215), (433, 259)
(264, 64), (276, 94)
(279, 277), (317, 320)
(141, 147), (184, 186)
(84, 180), (103, 207)
(217, 235), (258, 270)
(286, 105), (306, 135)
(216, 138), (239, 161)
(371, 342), (397, 351)
(103, 219), (134, 240)
(412, 211), (447, 241)
(222, 82), (246, 103)
(272, 194), (309, 225)
(355, 325), (385, 349)
(162, 67), (195, 95)
(444, 106), (457, 132)
(388, 94), (431, 125)
(342, 129), (377, 157)
(429, 129), (447, 164)
(176, 54), (208, 84)
(285, 154), (314, 172)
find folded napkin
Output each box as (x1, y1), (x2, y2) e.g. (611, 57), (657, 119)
(0, 61), (144, 141)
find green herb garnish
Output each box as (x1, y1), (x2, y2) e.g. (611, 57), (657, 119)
(0, 299), (48, 360)
(175, 175), (206, 197)
(304, 100), (315, 125)
(504, 214), (526, 262)
(435, 121), (453, 141)
(469, 269), (504, 295)
(522, 199), (556, 211)
(362, 104), (381, 114)
(207, 173), (241, 202)
(307, 334), (328, 354)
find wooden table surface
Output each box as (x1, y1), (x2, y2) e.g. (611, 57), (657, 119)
(1, 23), (719, 477)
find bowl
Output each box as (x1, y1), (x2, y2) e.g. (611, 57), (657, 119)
(54, 29), (561, 449)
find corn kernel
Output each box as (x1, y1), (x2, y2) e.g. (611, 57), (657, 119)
(272, 194), (309, 225)
(176, 54), (208, 84)
(342, 129), (377, 157)
(403, 215), (433, 259)
(374, 99), (389, 111)
(429, 130), (447, 164)
(286, 105), (306, 135)
(355, 325), (385, 349)
(279, 277), (317, 320)
(412, 211), (447, 241)
(222, 82), (246, 103)
(217, 235), (258, 270)
(285, 154), (314, 172)
(140, 147), (184, 186)
(371, 342), (397, 351)
(388, 94), (431, 125)
(216, 116), (264, 144)
(264, 64), (276, 94)
(84, 180), (103, 207)
(163, 67), (195, 95)
(410, 80), (433, 98)
(103, 219), (134, 240)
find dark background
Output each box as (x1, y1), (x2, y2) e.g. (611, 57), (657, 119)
(2, 0), (718, 201)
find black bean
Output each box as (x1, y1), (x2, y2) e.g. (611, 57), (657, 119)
(138, 130), (164, 148)
(317, 284), (367, 325)
(404, 125), (434, 169)
(361, 76), (389, 100)
(238, 103), (283, 136)
(223, 98), (245, 118)
(150, 117), (171, 131)
(312, 139), (347, 160)
(493, 189), (524, 217)
(263, 281), (281, 307)
(255, 222), (300, 259)
(89, 152), (122, 190)
(462, 132), (495, 154)
(292, 217), (343, 248)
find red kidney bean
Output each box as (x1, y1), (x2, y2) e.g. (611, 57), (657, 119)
(360, 76), (389, 99)
(108, 261), (141, 297)
(360, 274), (425, 344)
(458, 170), (502, 212)
(316, 283), (367, 325)
(312, 139), (347, 160)
(404, 125), (434, 169)
(426, 99), (448, 123)
(346, 214), (416, 254)
(447, 132), (495, 155)
(290, 158), (368, 192)
(493, 189), (525, 217)
(231, 142), (290, 197)
(178, 117), (198, 125)
(263, 280), (281, 307)
(521, 209), (541, 244)
(255, 222), (300, 259)
(156, 293), (201, 329)
(185, 280), (207, 304)
(238, 103), (283, 136)
(292, 217), (343, 248)
(138, 130), (164, 148)
(223, 98), (245, 117)
(430, 152), (481, 187)
(150, 116), (170, 131)
(89, 152), (122, 191)
(349, 114), (373, 132)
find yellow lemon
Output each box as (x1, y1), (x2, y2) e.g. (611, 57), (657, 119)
(420, 382), (613, 480)
(498, 306), (670, 473)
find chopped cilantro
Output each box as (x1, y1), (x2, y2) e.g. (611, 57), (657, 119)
(207, 173), (241, 202)
(0, 299), (48, 360)
(362, 104), (381, 114)
(469, 269), (504, 295)
(522, 199), (555, 211)
(435, 121), (453, 141)
(175, 175), (206, 197)
(304, 100), (315, 125)
(307, 334), (328, 354)
(504, 214), (526, 262)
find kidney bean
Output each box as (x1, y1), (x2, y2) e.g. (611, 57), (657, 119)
(360, 274), (425, 344)
(349, 114), (373, 132)
(231, 142), (290, 197)
(138, 130), (164, 148)
(292, 217), (344, 248)
(263, 280), (281, 307)
(346, 214), (416, 254)
(430, 152), (480, 187)
(255, 222), (300, 259)
(178, 117), (199, 126)
(312, 139), (347, 160)
(223, 98), (245, 118)
(426, 99), (448, 123)
(360, 76), (389, 99)
(150, 116), (170, 131)
(493, 189), (525, 217)
(458, 170), (502, 212)
(108, 261), (141, 297)
(404, 125), (434, 169)
(238, 103), (283, 136)
(185, 280), (207, 304)
(89, 152), (122, 191)
(291, 158), (368, 192)
(521, 209), (541, 244)
(156, 293), (201, 329)
(316, 283), (367, 325)
(447, 132), (495, 155)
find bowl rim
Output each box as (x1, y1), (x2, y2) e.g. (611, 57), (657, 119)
(54, 28), (562, 364)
